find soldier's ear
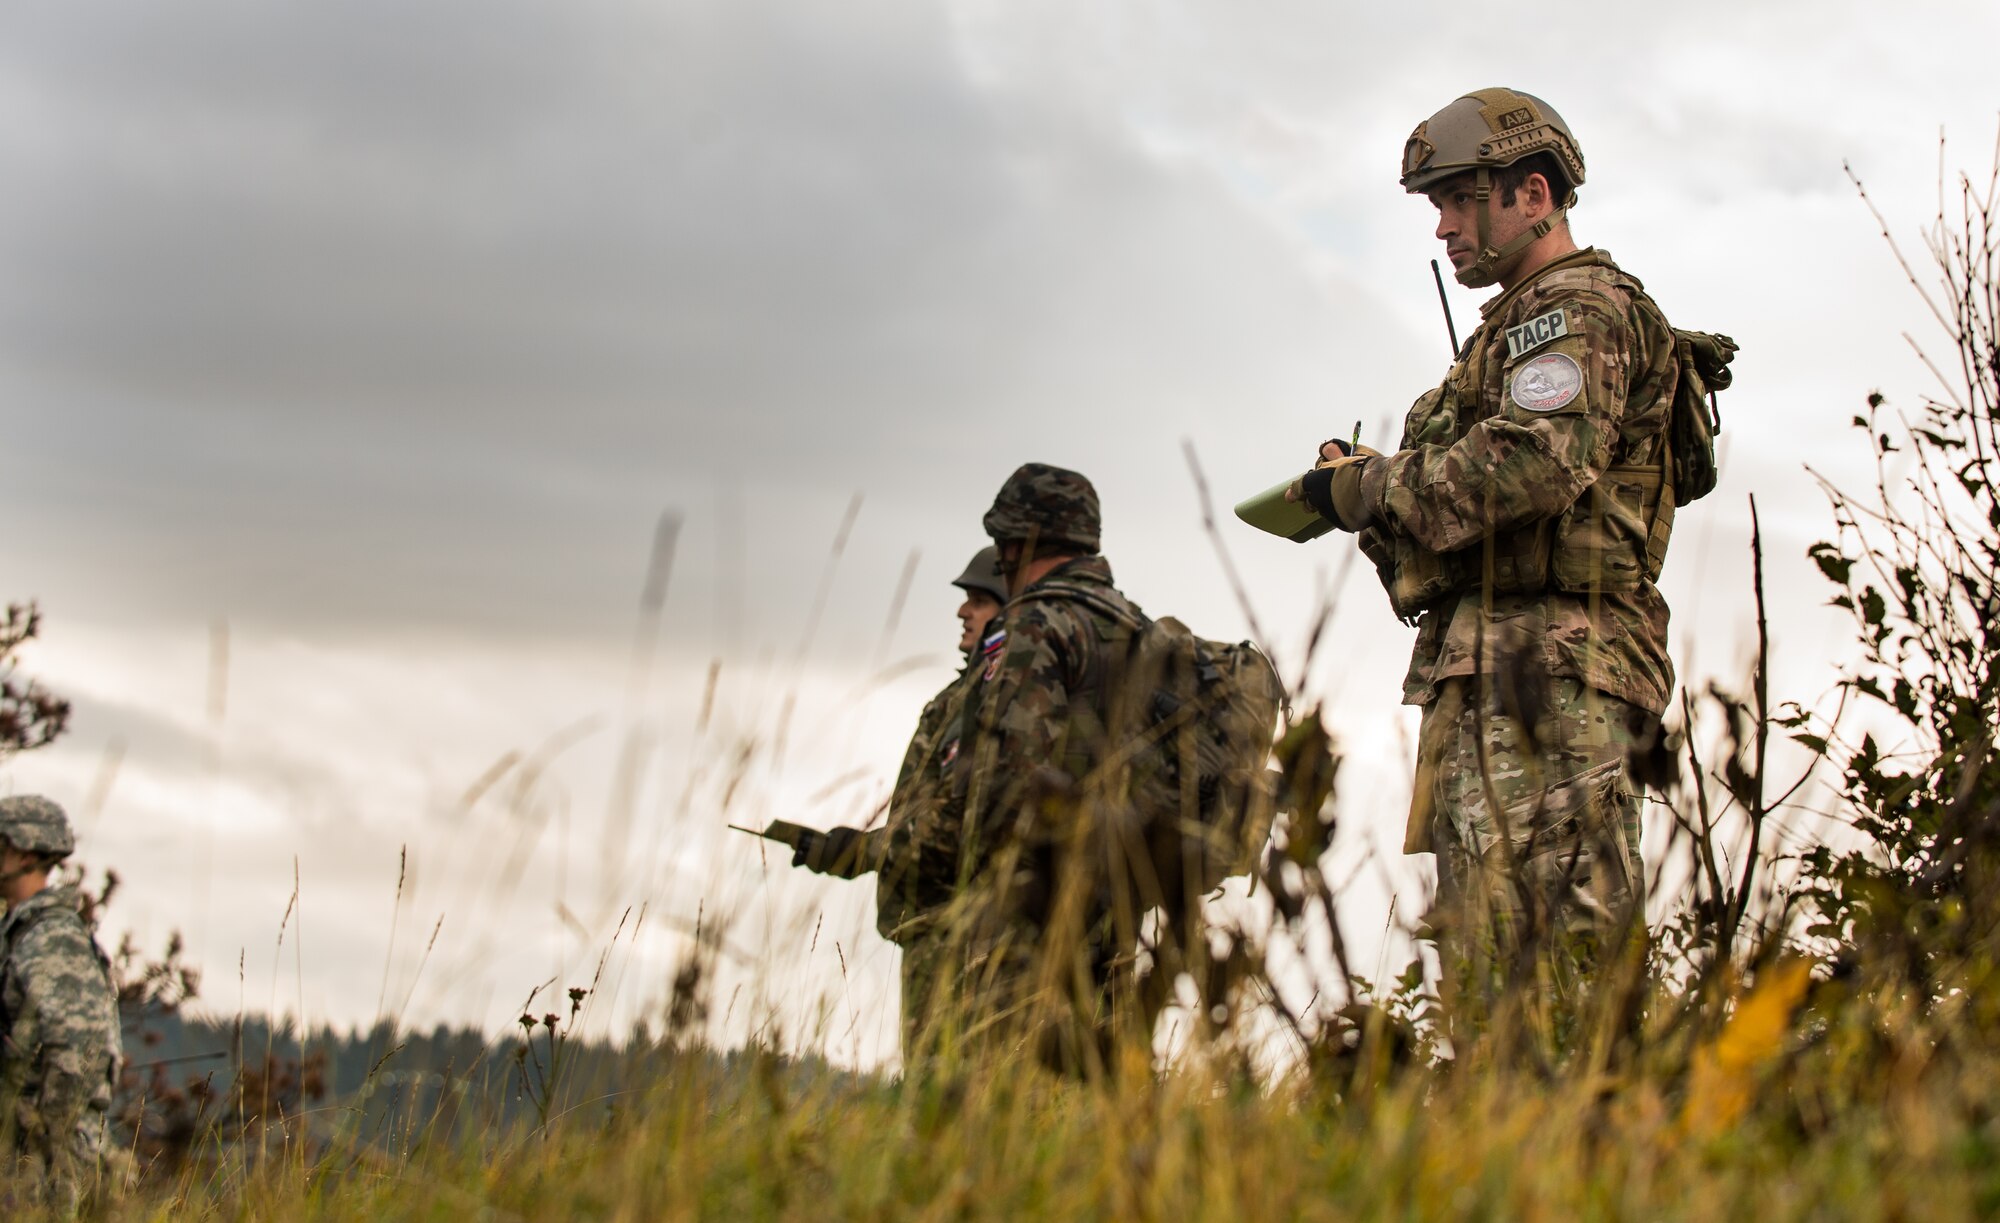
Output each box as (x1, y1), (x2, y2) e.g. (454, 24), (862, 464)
(1522, 171), (1557, 218)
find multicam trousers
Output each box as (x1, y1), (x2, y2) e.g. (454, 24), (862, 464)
(1415, 675), (1646, 1019)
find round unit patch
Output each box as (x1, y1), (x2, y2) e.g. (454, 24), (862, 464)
(1509, 352), (1584, 412)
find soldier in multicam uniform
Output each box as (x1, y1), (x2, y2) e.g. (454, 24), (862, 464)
(940, 463), (1148, 1075)
(787, 548), (1009, 1054)
(0, 795), (120, 1213)
(1292, 89), (1683, 1011)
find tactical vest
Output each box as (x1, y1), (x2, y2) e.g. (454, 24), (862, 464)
(1360, 262), (1682, 620)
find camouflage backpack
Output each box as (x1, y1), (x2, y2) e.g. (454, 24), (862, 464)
(1662, 325), (1737, 507)
(1014, 582), (1284, 933)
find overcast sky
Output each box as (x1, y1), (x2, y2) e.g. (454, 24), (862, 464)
(2, 0), (1994, 1064)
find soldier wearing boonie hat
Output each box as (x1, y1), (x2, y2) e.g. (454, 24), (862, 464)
(0, 795), (121, 1212)
(1289, 89), (1691, 1016)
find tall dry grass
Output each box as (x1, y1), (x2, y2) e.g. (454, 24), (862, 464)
(3, 135), (1998, 1221)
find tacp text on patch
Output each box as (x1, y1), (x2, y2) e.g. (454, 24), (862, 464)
(1510, 352), (1584, 412)
(1505, 308), (1568, 360)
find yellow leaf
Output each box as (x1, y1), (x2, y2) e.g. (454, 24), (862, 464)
(1680, 958), (1814, 1139)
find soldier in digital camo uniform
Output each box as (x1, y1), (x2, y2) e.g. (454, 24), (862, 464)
(937, 463), (1147, 1075)
(1292, 89), (1684, 1013)
(0, 796), (120, 1213)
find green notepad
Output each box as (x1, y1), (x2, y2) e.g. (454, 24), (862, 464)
(1233, 475), (1335, 543)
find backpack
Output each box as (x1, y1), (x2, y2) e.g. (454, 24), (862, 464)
(1665, 328), (1737, 507)
(1014, 582), (1284, 935)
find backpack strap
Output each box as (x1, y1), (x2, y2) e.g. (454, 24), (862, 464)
(1594, 285), (1688, 552)
(1009, 582), (1152, 784)
(1013, 581), (1150, 634)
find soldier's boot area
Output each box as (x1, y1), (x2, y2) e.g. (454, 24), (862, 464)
(1423, 677), (1646, 1041)
(939, 928), (1131, 1080)
(915, 850), (1141, 1080)
(897, 933), (948, 1063)
(3, 1145), (104, 1219)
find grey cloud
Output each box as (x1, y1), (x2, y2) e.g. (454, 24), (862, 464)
(0, 0), (1003, 420)
(37, 684), (368, 837)
(956, 0), (1998, 208)
(1, 0), (1420, 650)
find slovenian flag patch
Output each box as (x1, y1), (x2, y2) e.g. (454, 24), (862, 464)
(980, 629), (1007, 658)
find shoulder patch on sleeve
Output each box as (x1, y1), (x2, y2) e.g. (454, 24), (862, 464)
(1509, 352), (1584, 412)
(1505, 307), (1569, 360)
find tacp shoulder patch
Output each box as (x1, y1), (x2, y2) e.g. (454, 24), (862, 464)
(1510, 352), (1584, 412)
(1505, 308), (1569, 360)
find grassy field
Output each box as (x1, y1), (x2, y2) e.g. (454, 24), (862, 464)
(64, 998), (2000, 1221)
(7, 139), (1997, 1223)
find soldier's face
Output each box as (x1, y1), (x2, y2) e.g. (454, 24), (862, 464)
(0, 844), (43, 903)
(1428, 180), (1486, 274)
(1428, 172), (1553, 274)
(956, 591), (1002, 653)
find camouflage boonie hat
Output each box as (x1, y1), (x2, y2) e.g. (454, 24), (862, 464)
(983, 463), (1101, 553)
(950, 546), (1010, 603)
(0, 794), (75, 859)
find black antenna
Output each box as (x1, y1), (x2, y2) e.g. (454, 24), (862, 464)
(1430, 259), (1460, 358)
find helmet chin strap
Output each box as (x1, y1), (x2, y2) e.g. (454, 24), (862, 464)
(1455, 166), (1570, 289)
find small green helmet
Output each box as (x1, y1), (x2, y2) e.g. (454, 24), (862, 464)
(950, 546), (1009, 603)
(982, 463), (1101, 554)
(1401, 87), (1586, 287)
(0, 795), (75, 859)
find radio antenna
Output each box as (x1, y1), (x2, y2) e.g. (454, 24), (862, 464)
(1430, 260), (1460, 358)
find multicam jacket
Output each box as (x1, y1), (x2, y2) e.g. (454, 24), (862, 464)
(1, 885), (120, 1170)
(1355, 247), (1680, 716)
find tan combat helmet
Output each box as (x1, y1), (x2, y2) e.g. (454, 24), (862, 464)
(1401, 88), (1586, 288)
